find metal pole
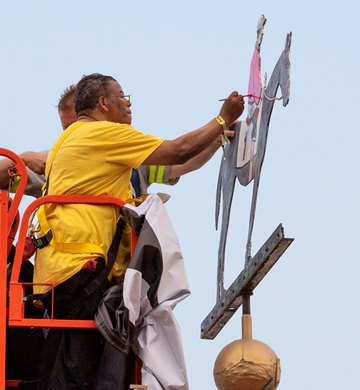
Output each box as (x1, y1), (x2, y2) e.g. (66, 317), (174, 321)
(242, 293), (251, 315)
(241, 292), (253, 340)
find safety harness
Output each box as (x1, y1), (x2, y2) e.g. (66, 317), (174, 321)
(34, 123), (107, 258)
(25, 123), (131, 303)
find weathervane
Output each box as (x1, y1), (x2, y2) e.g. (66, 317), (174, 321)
(201, 16), (294, 390)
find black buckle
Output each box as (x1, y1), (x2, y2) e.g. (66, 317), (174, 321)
(23, 293), (48, 302)
(34, 230), (53, 249)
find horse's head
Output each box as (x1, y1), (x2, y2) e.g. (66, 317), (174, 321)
(279, 32), (292, 107)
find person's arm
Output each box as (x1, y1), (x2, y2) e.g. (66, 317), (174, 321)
(0, 151), (47, 189)
(169, 129), (234, 178)
(142, 92), (244, 166)
(0, 158), (15, 188)
(19, 151), (47, 175)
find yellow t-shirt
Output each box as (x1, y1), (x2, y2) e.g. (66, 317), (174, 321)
(34, 121), (164, 294)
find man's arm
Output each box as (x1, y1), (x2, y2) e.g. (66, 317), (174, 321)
(19, 151), (47, 175)
(169, 130), (233, 179)
(0, 158), (15, 188)
(142, 92), (244, 166)
(0, 151), (47, 190)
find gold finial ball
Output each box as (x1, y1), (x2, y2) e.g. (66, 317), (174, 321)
(213, 339), (281, 390)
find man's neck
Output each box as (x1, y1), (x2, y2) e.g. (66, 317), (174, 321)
(77, 113), (99, 122)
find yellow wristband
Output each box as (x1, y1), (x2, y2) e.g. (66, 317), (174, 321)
(215, 115), (227, 130)
(215, 115), (230, 144)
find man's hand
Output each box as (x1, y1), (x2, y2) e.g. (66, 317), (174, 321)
(214, 128), (235, 145)
(20, 151), (47, 175)
(219, 91), (245, 126)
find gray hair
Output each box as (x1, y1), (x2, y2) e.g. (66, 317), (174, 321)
(75, 73), (116, 115)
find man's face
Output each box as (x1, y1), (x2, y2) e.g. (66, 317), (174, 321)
(105, 80), (132, 124)
(59, 108), (77, 130)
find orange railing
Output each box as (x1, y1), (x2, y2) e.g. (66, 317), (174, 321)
(9, 194), (126, 330)
(0, 147), (28, 389)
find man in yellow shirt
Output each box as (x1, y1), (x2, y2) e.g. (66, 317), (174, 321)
(35, 73), (244, 389)
(57, 84), (234, 197)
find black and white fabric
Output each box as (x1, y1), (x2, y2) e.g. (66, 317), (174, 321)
(95, 194), (190, 390)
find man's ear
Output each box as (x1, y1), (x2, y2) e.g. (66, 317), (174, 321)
(98, 96), (110, 112)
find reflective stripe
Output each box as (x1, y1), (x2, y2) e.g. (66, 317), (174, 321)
(148, 166), (156, 184)
(149, 165), (166, 184)
(156, 166), (165, 183)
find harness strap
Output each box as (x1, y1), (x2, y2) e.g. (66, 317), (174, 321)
(36, 123), (98, 252)
(30, 218), (126, 308)
(33, 229), (53, 249)
(45, 123), (83, 179)
(36, 202), (106, 256)
(79, 217), (127, 300)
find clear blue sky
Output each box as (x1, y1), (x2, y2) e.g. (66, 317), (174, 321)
(1, 1), (359, 388)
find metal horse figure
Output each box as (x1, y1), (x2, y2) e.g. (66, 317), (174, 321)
(215, 30), (292, 301)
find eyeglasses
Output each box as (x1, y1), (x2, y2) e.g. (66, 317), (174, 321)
(122, 94), (131, 103)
